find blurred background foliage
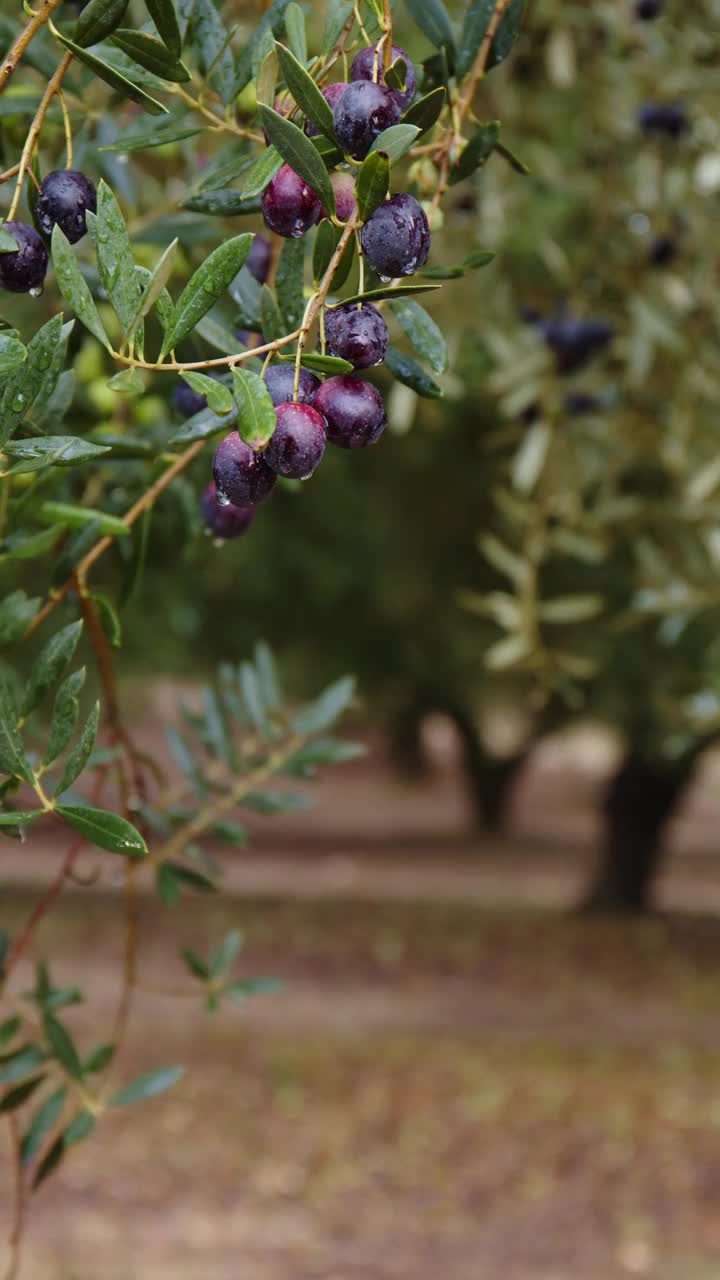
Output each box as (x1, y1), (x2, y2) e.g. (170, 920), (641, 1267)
(5, 0), (720, 902)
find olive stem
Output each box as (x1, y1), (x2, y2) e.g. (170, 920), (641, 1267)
(6, 50), (73, 223)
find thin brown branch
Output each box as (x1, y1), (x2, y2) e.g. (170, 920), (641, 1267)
(0, 0), (64, 94)
(7, 50), (73, 222)
(3, 1116), (25, 1280)
(24, 440), (206, 641)
(429, 0), (512, 217)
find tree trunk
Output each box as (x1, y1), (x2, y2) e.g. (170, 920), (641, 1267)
(451, 704), (529, 832)
(583, 751), (698, 913)
(389, 693), (531, 833)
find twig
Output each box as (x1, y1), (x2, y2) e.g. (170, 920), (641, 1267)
(7, 51), (73, 223)
(24, 440), (206, 640)
(3, 1116), (25, 1280)
(0, 0), (64, 94)
(25, 209), (362, 640)
(429, 0), (512, 217)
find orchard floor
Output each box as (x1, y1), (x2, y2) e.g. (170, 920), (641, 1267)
(4, 716), (720, 1280)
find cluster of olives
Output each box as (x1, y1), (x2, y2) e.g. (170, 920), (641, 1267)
(0, 169), (96, 293)
(195, 41), (432, 541)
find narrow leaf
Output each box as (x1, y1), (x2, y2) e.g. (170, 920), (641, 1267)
(56, 805), (147, 857)
(109, 30), (190, 82)
(160, 234), (253, 355)
(110, 1065), (183, 1105)
(356, 150), (389, 222)
(275, 42), (335, 138)
(55, 702), (100, 797)
(51, 226), (111, 350)
(72, 0), (129, 47)
(231, 367), (277, 448)
(54, 31), (168, 113)
(258, 106), (334, 212)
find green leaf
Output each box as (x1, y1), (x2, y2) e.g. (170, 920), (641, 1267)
(275, 42), (335, 139)
(258, 106), (334, 213)
(21, 1088), (67, 1165)
(256, 47), (278, 108)
(323, 0), (353, 52)
(0, 810), (40, 827)
(0, 680), (29, 778)
(0, 592), (41, 646)
(72, 0), (129, 47)
(182, 947), (209, 979)
(160, 233), (253, 355)
(286, 736), (367, 769)
(464, 249), (495, 269)
(0, 525), (63, 562)
(82, 1043), (115, 1074)
(275, 237), (306, 332)
(90, 182), (143, 334)
(169, 402), (238, 445)
(0, 1076), (46, 1113)
(244, 790), (309, 814)
(238, 147), (283, 198)
(55, 702), (100, 797)
(145, 0), (182, 57)
(283, 3), (306, 62)
(291, 675), (355, 734)
(402, 85), (446, 132)
(356, 151), (389, 222)
(183, 189), (263, 216)
(37, 500), (129, 538)
(110, 30), (189, 81)
(390, 297), (448, 372)
(54, 30), (168, 114)
(43, 1015), (83, 1080)
(161, 862), (217, 895)
(56, 805), (148, 857)
(110, 1065), (183, 1105)
(313, 220), (339, 284)
(232, 367), (277, 448)
(124, 238), (178, 345)
(276, 351), (353, 375)
(0, 1047), (46, 1086)
(100, 115), (202, 151)
(2, 436), (110, 474)
(385, 346), (443, 397)
(368, 123), (420, 164)
(23, 621), (83, 718)
(258, 283), (283, 344)
(189, 0), (235, 103)
(233, 0), (294, 92)
(494, 140), (530, 174)
(403, 0), (455, 50)
(0, 226), (19, 252)
(223, 977), (283, 999)
(449, 122), (499, 184)
(51, 226), (111, 350)
(181, 373), (233, 415)
(31, 1110), (95, 1188)
(208, 928), (243, 978)
(93, 594), (122, 648)
(457, 0), (526, 79)
(107, 368), (146, 394)
(0, 313), (67, 448)
(44, 668), (86, 766)
(0, 334), (26, 375)
(328, 283), (441, 307)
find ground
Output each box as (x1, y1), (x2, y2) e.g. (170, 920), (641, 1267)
(3, 720), (720, 1279)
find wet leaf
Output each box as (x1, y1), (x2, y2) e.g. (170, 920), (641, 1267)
(160, 234), (253, 354)
(232, 367), (277, 448)
(56, 805), (148, 857)
(259, 106), (334, 213)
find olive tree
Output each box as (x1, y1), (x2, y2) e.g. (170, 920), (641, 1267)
(460, 0), (720, 907)
(0, 0), (527, 1270)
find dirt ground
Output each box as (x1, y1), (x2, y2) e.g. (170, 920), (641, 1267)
(3, 723), (720, 1280)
